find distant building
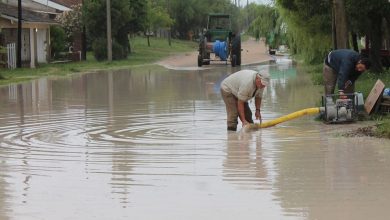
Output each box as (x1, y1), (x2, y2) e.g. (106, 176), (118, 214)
(0, 0), (88, 68)
(0, 0), (71, 68)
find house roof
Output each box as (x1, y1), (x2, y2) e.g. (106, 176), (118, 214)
(2, 0), (70, 13)
(31, 0), (71, 12)
(0, 3), (58, 24)
(50, 0), (81, 9)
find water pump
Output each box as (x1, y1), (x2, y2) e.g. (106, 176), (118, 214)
(321, 92), (365, 123)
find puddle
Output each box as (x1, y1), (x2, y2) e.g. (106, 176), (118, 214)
(0, 61), (390, 219)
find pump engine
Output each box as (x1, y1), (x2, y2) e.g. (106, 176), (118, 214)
(321, 92), (364, 123)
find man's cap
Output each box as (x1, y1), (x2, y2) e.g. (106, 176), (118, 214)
(257, 72), (270, 86)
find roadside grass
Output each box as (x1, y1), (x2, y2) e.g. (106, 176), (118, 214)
(354, 70), (390, 96)
(375, 115), (390, 139)
(0, 37), (197, 86)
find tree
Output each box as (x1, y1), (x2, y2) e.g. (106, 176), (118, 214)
(56, 4), (83, 50)
(49, 26), (67, 59)
(169, 0), (241, 39)
(332, 0), (349, 49)
(145, 0), (174, 46)
(83, 0), (147, 60)
(248, 5), (287, 50)
(275, 0), (390, 69)
(122, 0), (147, 52)
(345, 0), (390, 72)
(276, 0), (332, 63)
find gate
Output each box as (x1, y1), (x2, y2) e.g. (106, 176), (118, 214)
(7, 43), (16, 69)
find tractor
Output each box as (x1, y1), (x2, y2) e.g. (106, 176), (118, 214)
(197, 14), (241, 67)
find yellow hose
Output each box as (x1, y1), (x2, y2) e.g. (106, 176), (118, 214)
(248, 107), (320, 129)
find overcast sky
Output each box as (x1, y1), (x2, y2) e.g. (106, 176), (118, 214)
(247, 0), (273, 5)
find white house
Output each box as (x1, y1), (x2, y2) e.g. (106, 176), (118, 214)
(0, 0), (69, 68)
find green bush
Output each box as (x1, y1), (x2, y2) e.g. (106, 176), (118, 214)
(50, 26), (67, 59)
(92, 38), (126, 61)
(0, 45), (6, 53)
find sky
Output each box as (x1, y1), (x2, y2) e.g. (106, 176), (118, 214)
(247, 0), (273, 5)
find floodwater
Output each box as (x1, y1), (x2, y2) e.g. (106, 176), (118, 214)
(1, 59), (390, 220)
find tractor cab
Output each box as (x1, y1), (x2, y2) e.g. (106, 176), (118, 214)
(206, 14), (232, 42)
(198, 14), (241, 67)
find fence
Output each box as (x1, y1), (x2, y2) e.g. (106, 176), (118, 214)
(7, 43), (16, 69)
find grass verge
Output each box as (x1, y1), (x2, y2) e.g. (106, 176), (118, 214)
(0, 37), (197, 86)
(369, 115), (390, 139)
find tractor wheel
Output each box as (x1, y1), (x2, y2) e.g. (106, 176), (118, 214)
(205, 53), (210, 65)
(198, 37), (207, 67)
(231, 54), (237, 67)
(198, 54), (203, 67)
(232, 35), (241, 66)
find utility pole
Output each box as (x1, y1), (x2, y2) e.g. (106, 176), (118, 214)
(81, 0), (87, 60)
(106, 0), (112, 61)
(167, 0), (171, 46)
(17, 0), (22, 68)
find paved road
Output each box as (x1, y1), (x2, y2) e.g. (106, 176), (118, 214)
(158, 38), (274, 69)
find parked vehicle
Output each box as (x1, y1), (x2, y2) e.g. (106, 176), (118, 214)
(197, 14), (241, 67)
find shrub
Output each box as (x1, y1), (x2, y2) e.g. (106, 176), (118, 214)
(92, 38), (126, 61)
(50, 26), (67, 59)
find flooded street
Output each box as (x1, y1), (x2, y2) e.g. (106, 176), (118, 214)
(1, 59), (390, 220)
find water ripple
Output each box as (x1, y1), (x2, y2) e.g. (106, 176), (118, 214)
(0, 104), (226, 172)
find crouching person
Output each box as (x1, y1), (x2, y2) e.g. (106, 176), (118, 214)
(220, 69), (270, 131)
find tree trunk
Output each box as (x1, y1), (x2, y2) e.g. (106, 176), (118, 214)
(106, 0), (112, 62)
(385, 15), (390, 50)
(333, 0), (349, 49)
(351, 32), (359, 52)
(129, 35), (132, 54)
(168, 28), (171, 46)
(82, 25), (87, 61)
(369, 14), (383, 72)
(331, 0), (337, 50)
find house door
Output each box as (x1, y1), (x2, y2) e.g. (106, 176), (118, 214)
(36, 29), (47, 63)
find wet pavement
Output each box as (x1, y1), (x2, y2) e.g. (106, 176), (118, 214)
(1, 58), (390, 220)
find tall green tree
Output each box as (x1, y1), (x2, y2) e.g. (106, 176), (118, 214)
(248, 5), (287, 49)
(276, 0), (390, 70)
(145, 0), (174, 46)
(169, 0), (241, 39)
(346, 0), (390, 72)
(276, 0), (332, 63)
(83, 0), (147, 60)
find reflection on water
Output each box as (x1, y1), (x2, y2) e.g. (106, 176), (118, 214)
(0, 60), (390, 219)
(272, 134), (390, 219)
(0, 160), (10, 220)
(223, 132), (269, 190)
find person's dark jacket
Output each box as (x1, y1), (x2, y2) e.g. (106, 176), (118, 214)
(325, 49), (363, 91)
